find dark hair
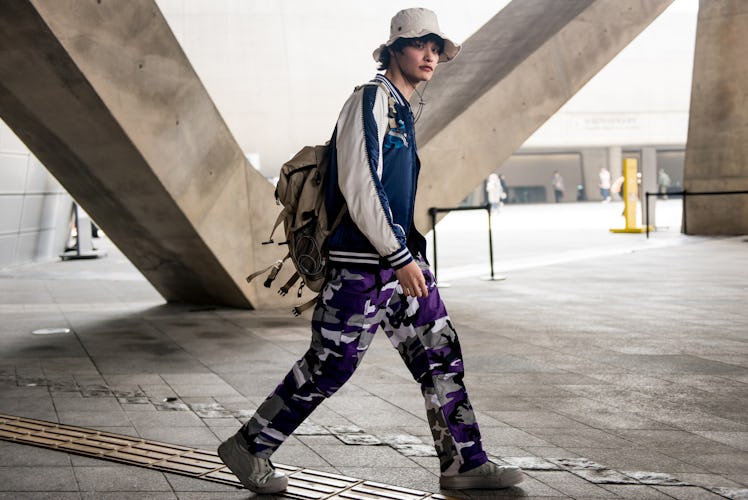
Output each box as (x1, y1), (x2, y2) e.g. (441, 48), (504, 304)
(377, 34), (445, 70)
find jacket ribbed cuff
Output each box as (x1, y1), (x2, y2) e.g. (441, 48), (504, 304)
(386, 246), (413, 270)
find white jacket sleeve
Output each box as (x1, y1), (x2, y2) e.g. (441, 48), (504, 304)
(334, 86), (413, 269)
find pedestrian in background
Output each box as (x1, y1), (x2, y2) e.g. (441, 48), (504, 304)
(486, 173), (504, 212)
(658, 168), (671, 199)
(551, 170), (565, 202)
(599, 166), (611, 202)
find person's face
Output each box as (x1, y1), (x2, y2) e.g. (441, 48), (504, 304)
(394, 39), (440, 83)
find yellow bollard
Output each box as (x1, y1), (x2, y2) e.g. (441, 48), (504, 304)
(610, 158), (651, 233)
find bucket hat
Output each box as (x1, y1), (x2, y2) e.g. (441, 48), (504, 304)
(372, 8), (461, 63)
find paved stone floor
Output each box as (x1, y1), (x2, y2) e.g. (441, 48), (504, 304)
(1, 201), (747, 499)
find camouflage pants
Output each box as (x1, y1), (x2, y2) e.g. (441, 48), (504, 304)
(240, 261), (488, 474)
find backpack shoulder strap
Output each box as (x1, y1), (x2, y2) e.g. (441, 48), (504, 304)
(262, 209), (287, 245)
(361, 80), (397, 129)
(355, 80), (396, 112)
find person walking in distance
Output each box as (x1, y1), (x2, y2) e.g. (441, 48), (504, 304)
(551, 170), (565, 203)
(658, 168), (671, 200)
(499, 174), (509, 202)
(486, 173), (504, 212)
(599, 166), (611, 202)
(218, 8), (524, 493)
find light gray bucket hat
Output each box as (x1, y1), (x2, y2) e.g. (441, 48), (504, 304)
(372, 7), (461, 63)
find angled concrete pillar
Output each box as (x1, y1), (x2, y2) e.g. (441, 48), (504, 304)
(414, 0), (674, 229)
(683, 1), (748, 234)
(0, 0), (289, 308)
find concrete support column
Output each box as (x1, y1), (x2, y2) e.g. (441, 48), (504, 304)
(683, 0), (748, 234)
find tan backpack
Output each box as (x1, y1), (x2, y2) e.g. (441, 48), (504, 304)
(246, 142), (344, 314)
(247, 81), (393, 314)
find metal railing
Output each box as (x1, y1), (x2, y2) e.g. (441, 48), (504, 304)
(428, 204), (497, 283)
(644, 189), (748, 238)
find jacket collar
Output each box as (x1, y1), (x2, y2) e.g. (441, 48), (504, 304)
(374, 74), (408, 108)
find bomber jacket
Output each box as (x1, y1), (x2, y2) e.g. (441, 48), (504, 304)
(324, 74), (427, 270)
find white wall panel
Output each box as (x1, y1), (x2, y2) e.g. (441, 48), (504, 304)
(0, 235), (17, 268)
(20, 194), (45, 232)
(24, 157), (52, 193)
(0, 153), (29, 193)
(0, 120), (28, 154)
(1, 120), (72, 266)
(0, 195), (23, 234)
(14, 231), (39, 265)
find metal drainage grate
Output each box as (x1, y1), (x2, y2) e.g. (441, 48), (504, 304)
(0, 413), (449, 500)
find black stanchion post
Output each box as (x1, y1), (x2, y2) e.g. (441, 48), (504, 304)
(486, 204), (495, 279)
(428, 204), (506, 284)
(60, 203), (106, 260)
(645, 192), (650, 239)
(638, 189), (744, 237)
(483, 204), (505, 282)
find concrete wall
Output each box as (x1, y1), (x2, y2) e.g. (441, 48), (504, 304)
(0, 119), (71, 268)
(683, 0), (748, 234)
(151, 1), (697, 179)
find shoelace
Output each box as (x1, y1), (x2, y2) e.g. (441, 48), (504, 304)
(252, 458), (276, 485)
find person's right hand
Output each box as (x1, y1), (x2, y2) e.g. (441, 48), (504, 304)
(395, 261), (428, 298)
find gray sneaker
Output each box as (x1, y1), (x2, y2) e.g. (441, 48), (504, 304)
(218, 432), (288, 493)
(440, 461), (524, 490)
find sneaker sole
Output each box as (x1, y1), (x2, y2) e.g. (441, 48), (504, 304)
(218, 437), (288, 493)
(440, 468), (524, 490)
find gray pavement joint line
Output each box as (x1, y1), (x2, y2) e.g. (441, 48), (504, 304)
(0, 412), (447, 500)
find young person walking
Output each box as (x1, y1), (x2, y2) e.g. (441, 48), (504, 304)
(218, 8), (524, 493)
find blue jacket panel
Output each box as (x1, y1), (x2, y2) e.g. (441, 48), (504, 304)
(325, 74), (425, 270)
